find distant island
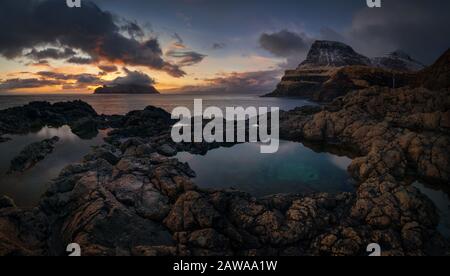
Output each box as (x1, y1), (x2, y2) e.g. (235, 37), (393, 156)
(94, 84), (160, 94)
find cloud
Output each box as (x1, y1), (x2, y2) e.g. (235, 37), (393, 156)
(26, 47), (76, 60)
(166, 50), (207, 67)
(172, 33), (186, 49)
(169, 70), (282, 94)
(120, 19), (145, 40)
(98, 65), (118, 73)
(259, 30), (312, 68)
(110, 68), (155, 86)
(0, 78), (60, 91)
(66, 57), (94, 65)
(325, 0), (450, 64)
(259, 30), (311, 57)
(0, 70), (104, 91)
(0, 0), (185, 77)
(212, 43), (226, 50)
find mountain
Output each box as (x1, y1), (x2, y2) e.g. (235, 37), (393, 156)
(264, 40), (416, 101)
(371, 51), (425, 72)
(415, 48), (450, 90)
(299, 40), (371, 68)
(94, 84), (160, 94)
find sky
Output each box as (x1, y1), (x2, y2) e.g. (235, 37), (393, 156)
(0, 0), (449, 94)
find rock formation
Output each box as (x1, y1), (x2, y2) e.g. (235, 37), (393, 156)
(265, 41), (422, 101)
(94, 84), (160, 94)
(0, 87), (448, 255)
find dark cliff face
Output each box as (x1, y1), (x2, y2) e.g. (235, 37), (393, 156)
(94, 84), (160, 95)
(264, 40), (442, 102)
(299, 40), (371, 68)
(416, 48), (450, 91)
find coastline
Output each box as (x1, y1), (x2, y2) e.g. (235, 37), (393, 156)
(0, 85), (449, 256)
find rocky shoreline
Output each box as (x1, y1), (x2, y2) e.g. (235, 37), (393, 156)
(0, 86), (449, 256)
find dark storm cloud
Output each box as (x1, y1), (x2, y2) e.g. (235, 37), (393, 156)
(166, 50), (207, 67)
(120, 19), (145, 39)
(259, 30), (311, 57)
(111, 68), (155, 86)
(0, 78), (61, 91)
(346, 0), (450, 64)
(26, 48), (76, 60)
(0, 0), (185, 77)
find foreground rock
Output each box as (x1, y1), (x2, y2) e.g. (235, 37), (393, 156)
(0, 100), (102, 139)
(8, 136), (60, 173)
(0, 89), (449, 255)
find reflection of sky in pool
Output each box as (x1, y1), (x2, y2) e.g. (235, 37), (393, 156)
(176, 140), (354, 197)
(0, 126), (107, 207)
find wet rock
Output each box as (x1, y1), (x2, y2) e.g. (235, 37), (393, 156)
(157, 144), (177, 157)
(8, 136), (60, 173)
(70, 117), (98, 139)
(0, 196), (16, 209)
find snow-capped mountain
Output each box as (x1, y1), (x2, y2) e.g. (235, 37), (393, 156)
(299, 40), (371, 68)
(371, 51), (425, 72)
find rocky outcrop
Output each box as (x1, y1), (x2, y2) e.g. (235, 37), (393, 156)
(0, 101), (100, 138)
(279, 87), (450, 255)
(8, 136), (60, 173)
(94, 84), (160, 94)
(0, 90), (449, 256)
(265, 65), (414, 102)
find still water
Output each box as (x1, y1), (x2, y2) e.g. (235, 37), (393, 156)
(0, 93), (313, 115)
(176, 141), (355, 197)
(0, 126), (107, 207)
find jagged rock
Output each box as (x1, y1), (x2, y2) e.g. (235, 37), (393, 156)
(0, 88), (449, 256)
(8, 136), (60, 173)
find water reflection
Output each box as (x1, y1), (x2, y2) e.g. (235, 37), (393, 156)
(176, 140), (354, 197)
(414, 181), (450, 238)
(0, 126), (107, 207)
